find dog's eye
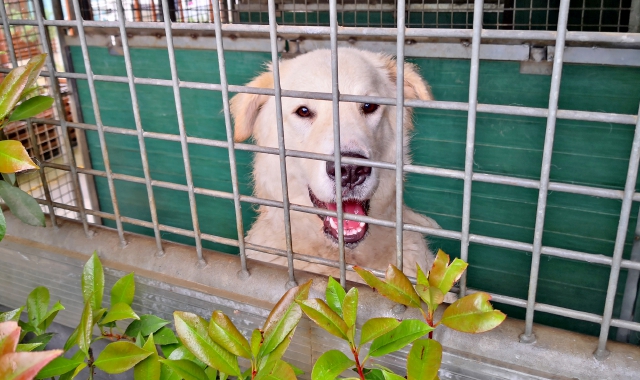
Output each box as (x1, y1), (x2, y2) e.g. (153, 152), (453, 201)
(362, 103), (379, 114)
(295, 106), (313, 118)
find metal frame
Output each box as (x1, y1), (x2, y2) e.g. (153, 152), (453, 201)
(2, 0), (640, 359)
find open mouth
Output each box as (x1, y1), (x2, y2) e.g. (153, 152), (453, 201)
(309, 188), (370, 247)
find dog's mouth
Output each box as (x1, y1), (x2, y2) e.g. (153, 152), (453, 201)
(309, 188), (370, 247)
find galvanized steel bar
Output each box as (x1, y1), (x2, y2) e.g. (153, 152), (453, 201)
(115, 0), (164, 256)
(394, 0), (407, 271)
(211, 0), (249, 276)
(160, 0), (205, 265)
(72, 0), (127, 246)
(459, 0), (484, 296)
(32, 0), (92, 237)
(329, 0), (347, 286)
(616, 208), (640, 342)
(0, 1), (18, 68)
(26, 120), (57, 227)
(595, 102), (640, 359)
(267, 0), (297, 286)
(521, 0), (571, 344)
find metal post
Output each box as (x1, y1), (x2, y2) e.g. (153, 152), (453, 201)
(0, 1), (18, 69)
(211, 0), (249, 277)
(616, 208), (640, 342)
(161, 0), (206, 266)
(630, 0), (640, 33)
(595, 101), (640, 359)
(33, 0), (92, 237)
(394, 0), (407, 272)
(329, 0), (346, 287)
(72, 0), (127, 247)
(520, 0), (571, 344)
(26, 120), (57, 227)
(116, 0), (164, 255)
(267, 0), (297, 287)
(458, 0), (484, 297)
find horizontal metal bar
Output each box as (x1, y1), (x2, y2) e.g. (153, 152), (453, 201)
(39, 160), (640, 272)
(1, 18), (639, 44)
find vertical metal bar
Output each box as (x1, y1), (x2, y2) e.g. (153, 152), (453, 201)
(329, 0), (346, 287)
(33, 0), (92, 237)
(72, 0), (127, 246)
(267, 0), (297, 287)
(26, 119), (57, 227)
(630, 0), (640, 33)
(394, 0), (406, 271)
(616, 208), (640, 342)
(211, 0), (248, 277)
(458, 0), (484, 297)
(595, 102), (640, 359)
(116, 0), (164, 255)
(0, 0), (18, 68)
(161, 0), (205, 266)
(520, 0), (571, 344)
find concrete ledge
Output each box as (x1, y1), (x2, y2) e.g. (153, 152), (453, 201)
(2, 212), (639, 379)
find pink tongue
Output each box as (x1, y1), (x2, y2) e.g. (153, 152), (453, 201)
(326, 201), (366, 230)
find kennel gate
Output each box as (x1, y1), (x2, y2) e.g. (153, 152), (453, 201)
(1, 0), (640, 374)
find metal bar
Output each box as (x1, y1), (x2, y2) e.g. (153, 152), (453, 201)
(116, 0), (164, 256)
(631, 0), (640, 33)
(329, 0), (347, 286)
(211, 0), (248, 277)
(160, 0), (205, 266)
(616, 208), (640, 342)
(0, 0), (18, 68)
(394, 0), (406, 272)
(72, 0), (126, 246)
(595, 101), (640, 359)
(458, 0), (484, 296)
(520, 0), (571, 345)
(26, 119), (57, 227)
(267, 0), (297, 287)
(33, 0), (92, 237)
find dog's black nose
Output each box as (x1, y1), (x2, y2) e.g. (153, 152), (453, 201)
(326, 153), (371, 188)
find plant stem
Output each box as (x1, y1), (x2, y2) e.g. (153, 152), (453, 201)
(351, 346), (366, 380)
(88, 347), (95, 380)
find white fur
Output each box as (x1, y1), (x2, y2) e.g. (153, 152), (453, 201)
(230, 48), (441, 282)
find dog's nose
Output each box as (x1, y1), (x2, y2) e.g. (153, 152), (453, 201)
(326, 153), (371, 188)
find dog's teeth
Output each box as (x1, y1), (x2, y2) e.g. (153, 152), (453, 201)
(359, 222), (365, 228)
(329, 218), (338, 230)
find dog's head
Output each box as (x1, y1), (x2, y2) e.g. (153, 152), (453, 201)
(230, 48), (432, 248)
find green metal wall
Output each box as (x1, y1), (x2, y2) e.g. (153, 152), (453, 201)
(69, 46), (640, 339)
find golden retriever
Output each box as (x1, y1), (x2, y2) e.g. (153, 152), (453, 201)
(230, 48), (440, 282)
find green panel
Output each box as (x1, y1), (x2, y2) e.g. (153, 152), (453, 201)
(70, 46), (640, 339)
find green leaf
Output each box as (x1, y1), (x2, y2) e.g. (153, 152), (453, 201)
(24, 332), (55, 351)
(160, 343), (180, 358)
(439, 292), (506, 333)
(342, 288), (358, 328)
(298, 299), (349, 340)
(125, 314), (170, 337)
(260, 280), (311, 356)
(250, 328), (262, 358)
(0, 65), (30, 122)
(260, 328), (295, 370)
(0, 181), (44, 229)
(219, 371), (229, 380)
(0, 140), (39, 173)
(407, 339), (442, 380)
(35, 356), (84, 378)
(416, 264), (429, 287)
(81, 252), (104, 311)
(136, 331), (146, 348)
(102, 302), (140, 324)
(205, 367), (218, 380)
(111, 272), (136, 307)
(173, 311), (241, 377)
(208, 310), (251, 358)
(255, 359), (297, 380)
(0, 306), (24, 323)
(311, 350), (354, 380)
(415, 285), (444, 315)
(428, 250), (468, 295)
(154, 327), (179, 346)
(77, 299), (93, 357)
(23, 55), (47, 95)
(362, 368), (385, 380)
(381, 370), (406, 380)
(58, 361), (86, 380)
(39, 301), (64, 332)
(354, 266), (421, 308)
(8, 95), (53, 121)
(325, 277), (346, 317)
(0, 208), (5, 241)
(167, 345), (206, 368)
(26, 287), (49, 329)
(63, 326), (79, 352)
(94, 341), (152, 374)
(134, 334), (161, 380)
(359, 318), (401, 346)
(16, 343), (43, 352)
(1, 173), (15, 185)
(369, 320), (433, 357)
(92, 308), (107, 327)
(0, 349), (62, 380)
(159, 359), (207, 380)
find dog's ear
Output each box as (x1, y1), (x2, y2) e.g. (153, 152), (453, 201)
(382, 57), (433, 101)
(230, 69), (274, 142)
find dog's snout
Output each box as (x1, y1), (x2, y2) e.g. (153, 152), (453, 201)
(326, 153), (372, 188)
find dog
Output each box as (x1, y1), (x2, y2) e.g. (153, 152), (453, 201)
(230, 48), (440, 282)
